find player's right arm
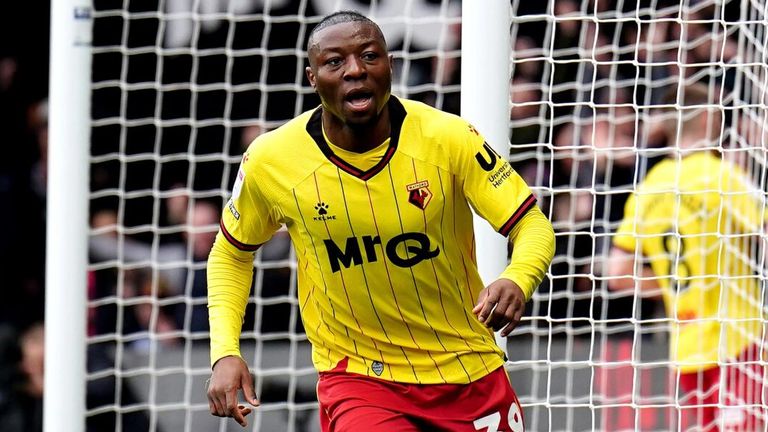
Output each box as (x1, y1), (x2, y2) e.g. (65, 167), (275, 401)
(206, 235), (260, 427)
(607, 192), (660, 295)
(606, 246), (659, 293)
(206, 142), (281, 427)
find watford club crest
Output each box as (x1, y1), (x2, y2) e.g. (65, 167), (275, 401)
(406, 180), (432, 210)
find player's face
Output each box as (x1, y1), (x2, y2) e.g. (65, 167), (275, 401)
(306, 21), (393, 127)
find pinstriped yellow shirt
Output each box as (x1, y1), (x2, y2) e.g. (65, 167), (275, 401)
(213, 97), (536, 384)
(614, 152), (765, 373)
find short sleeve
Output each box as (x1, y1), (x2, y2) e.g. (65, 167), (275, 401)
(456, 123), (536, 237)
(220, 147), (281, 251)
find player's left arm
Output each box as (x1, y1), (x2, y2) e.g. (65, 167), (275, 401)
(719, 166), (768, 273)
(719, 165), (767, 234)
(451, 121), (554, 336)
(473, 205), (555, 336)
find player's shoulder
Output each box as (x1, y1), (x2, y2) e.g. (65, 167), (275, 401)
(400, 97), (475, 139)
(246, 110), (315, 154)
(646, 150), (759, 196)
(239, 109), (324, 196)
(682, 150), (722, 171)
(642, 151), (717, 186)
(640, 156), (675, 184)
(679, 151), (736, 189)
(242, 109), (318, 170)
(397, 98), (472, 171)
(398, 97), (481, 170)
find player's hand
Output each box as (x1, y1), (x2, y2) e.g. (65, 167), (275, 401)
(473, 279), (526, 337)
(207, 355), (260, 427)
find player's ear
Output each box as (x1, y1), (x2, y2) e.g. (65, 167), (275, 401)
(388, 54), (394, 72)
(305, 66), (316, 91)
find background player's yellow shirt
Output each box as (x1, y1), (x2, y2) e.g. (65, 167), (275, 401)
(614, 151), (765, 373)
(220, 97), (536, 384)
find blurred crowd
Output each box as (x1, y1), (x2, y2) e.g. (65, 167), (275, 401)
(0, 0), (762, 431)
(508, 0), (751, 336)
(0, 3), (50, 431)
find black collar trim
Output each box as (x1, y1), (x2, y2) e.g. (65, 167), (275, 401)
(305, 97), (406, 181)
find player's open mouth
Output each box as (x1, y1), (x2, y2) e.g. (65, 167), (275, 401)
(344, 91), (374, 112)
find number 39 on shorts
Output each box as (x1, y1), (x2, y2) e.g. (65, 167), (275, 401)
(473, 400), (524, 432)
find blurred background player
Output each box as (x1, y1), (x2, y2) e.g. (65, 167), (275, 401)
(607, 82), (767, 431)
(205, 10), (555, 431)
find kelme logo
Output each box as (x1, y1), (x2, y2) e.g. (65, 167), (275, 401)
(313, 202), (336, 221)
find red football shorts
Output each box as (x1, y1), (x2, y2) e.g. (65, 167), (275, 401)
(678, 344), (767, 431)
(317, 360), (524, 432)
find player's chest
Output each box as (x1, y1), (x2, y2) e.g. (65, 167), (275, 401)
(284, 161), (452, 241)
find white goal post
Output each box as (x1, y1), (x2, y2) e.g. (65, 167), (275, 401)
(45, 1), (92, 432)
(46, 1), (767, 432)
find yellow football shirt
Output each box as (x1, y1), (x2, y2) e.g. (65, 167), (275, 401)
(218, 97), (537, 384)
(614, 151), (765, 373)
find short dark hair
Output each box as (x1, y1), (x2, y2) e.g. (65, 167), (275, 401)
(307, 10), (387, 52)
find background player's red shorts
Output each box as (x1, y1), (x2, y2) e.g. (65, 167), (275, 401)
(678, 344), (766, 431)
(317, 361), (524, 432)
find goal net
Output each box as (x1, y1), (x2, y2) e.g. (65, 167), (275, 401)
(83, 0), (767, 431)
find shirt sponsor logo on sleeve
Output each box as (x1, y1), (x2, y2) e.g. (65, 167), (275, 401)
(474, 142), (514, 187)
(475, 142), (499, 171)
(232, 166), (245, 200)
(227, 199), (240, 220)
(488, 163), (514, 188)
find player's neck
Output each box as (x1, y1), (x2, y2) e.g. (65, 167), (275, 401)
(322, 108), (391, 153)
(674, 136), (718, 156)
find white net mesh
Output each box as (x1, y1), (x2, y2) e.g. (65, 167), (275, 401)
(506, 1), (767, 431)
(85, 0), (767, 431)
